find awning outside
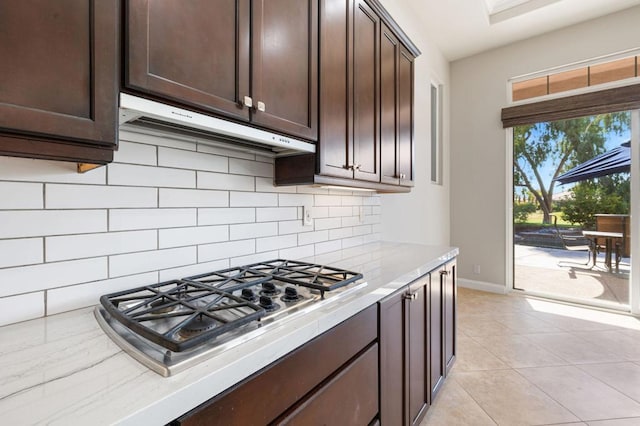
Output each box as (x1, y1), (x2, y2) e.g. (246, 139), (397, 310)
(555, 141), (630, 185)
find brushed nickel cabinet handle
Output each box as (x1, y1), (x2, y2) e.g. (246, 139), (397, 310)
(257, 101), (266, 112)
(243, 96), (253, 108)
(403, 292), (418, 301)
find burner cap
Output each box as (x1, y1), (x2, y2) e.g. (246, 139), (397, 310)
(260, 282), (281, 297)
(259, 295), (280, 312)
(178, 314), (219, 337)
(281, 286), (302, 303)
(241, 288), (257, 302)
(149, 298), (176, 315)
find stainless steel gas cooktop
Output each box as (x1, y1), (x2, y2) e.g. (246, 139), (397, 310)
(95, 259), (366, 376)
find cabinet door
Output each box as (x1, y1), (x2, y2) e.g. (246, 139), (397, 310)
(444, 261), (457, 373)
(0, 0), (118, 162)
(126, 0), (250, 121)
(318, 0), (352, 179)
(430, 267), (445, 400)
(380, 24), (400, 185)
(407, 277), (429, 425)
(352, 0), (381, 182)
(398, 46), (415, 186)
(252, 0), (318, 141)
(378, 289), (406, 426)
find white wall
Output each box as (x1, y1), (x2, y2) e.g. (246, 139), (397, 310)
(0, 130), (381, 327)
(380, 0), (452, 246)
(450, 6), (640, 290)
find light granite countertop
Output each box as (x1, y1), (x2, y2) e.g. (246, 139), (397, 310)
(0, 242), (458, 425)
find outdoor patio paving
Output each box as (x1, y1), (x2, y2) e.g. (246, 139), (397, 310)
(514, 244), (630, 308)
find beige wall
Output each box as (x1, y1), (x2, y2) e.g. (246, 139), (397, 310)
(450, 6), (640, 290)
(380, 0), (452, 246)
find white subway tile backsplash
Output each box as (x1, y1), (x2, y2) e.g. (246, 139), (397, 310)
(230, 222), (278, 240)
(0, 182), (43, 209)
(46, 230), (157, 262)
(256, 207), (297, 222)
(230, 251), (279, 267)
(0, 293), (44, 326)
(0, 210), (106, 239)
(342, 235), (365, 249)
(297, 229), (329, 246)
(231, 192), (277, 207)
(256, 177), (293, 193)
(108, 163), (196, 188)
(229, 158), (273, 177)
(113, 141), (157, 166)
(159, 259), (229, 281)
(197, 144), (255, 160)
(46, 184), (157, 209)
(119, 129), (197, 151)
(255, 155), (274, 164)
(198, 171), (255, 192)
(159, 225), (228, 249)
(353, 225), (373, 236)
(47, 272), (158, 315)
(158, 147), (228, 173)
(314, 217), (342, 231)
(110, 247), (196, 277)
(0, 156), (106, 184)
(315, 240), (342, 255)
(109, 208), (196, 231)
(329, 227), (353, 240)
(256, 235), (297, 252)
(0, 136), (380, 327)
(159, 188), (228, 208)
(198, 208), (255, 225)
(0, 258), (107, 297)
(315, 195), (343, 207)
(0, 238), (43, 268)
(279, 244), (314, 260)
(279, 220), (307, 235)
(279, 193), (314, 207)
(363, 196), (381, 206)
(199, 240), (255, 262)
(342, 216), (361, 227)
(329, 206), (353, 217)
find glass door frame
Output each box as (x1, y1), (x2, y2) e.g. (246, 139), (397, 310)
(506, 111), (640, 315)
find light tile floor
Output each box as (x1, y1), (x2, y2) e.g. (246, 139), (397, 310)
(421, 287), (640, 426)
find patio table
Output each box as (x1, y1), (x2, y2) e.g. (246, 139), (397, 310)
(582, 230), (623, 272)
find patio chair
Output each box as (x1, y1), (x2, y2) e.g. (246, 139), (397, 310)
(550, 215), (595, 267)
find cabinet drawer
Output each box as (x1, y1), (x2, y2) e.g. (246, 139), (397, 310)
(277, 343), (379, 425)
(175, 305), (378, 425)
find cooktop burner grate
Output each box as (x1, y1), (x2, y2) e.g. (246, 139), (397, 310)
(98, 259), (363, 356)
(100, 280), (264, 352)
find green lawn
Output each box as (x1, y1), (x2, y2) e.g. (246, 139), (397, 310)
(516, 211), (572, 226)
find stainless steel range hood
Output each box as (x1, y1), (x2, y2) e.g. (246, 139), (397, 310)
(118, 93), (315, 157)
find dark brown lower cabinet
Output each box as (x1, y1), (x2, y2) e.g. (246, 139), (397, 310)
(431, 260), (457, 400)
(173, 305), (378, 425)
(379, 275), (429, 426)
(379, 259), (457, 425)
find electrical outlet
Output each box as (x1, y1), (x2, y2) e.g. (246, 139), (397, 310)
(303, 205), (313, 226)
(473, 264), (481, 275)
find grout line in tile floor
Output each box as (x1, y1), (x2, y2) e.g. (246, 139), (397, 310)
(421, 287), (640, 426)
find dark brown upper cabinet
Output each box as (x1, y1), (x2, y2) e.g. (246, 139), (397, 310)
(0, 0), (119, 164)
(380, 24), (415, 187)
(125, 0), (318, 141)
(318, 0), (379, 182)
(276, 0), (418, 193)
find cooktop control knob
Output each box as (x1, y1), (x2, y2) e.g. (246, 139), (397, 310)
(241, 288), (256, 301)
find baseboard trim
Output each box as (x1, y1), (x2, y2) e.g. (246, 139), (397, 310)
(458, 278), (507, 294)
